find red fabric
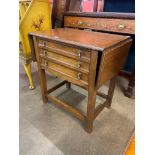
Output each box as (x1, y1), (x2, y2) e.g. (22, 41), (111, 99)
(82, 1), (94, 12)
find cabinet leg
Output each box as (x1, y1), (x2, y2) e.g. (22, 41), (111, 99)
(124, 67), (135, 98)
(23, 63), (35, 90)
(106, 76), (116, 108)
(85, 90), (96, 133)
(85, 50), (98, 133)
(66, 82), (71, 89)
(38, 69), (48, 104)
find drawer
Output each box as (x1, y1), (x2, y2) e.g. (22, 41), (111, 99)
(64, 16), (135, 34)
(41, 58), (88, 83)
(37, 39), (91, 61)
(39, 49), (89, 73)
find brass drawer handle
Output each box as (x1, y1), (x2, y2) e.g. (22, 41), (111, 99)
(99, 23), (106, 28)
(87, 24), (91, 27)
(78, 21), (83, 26)
(43, 50), (47, 56)
(77, 62), (81, 68)
(77, 73), (82, 80)
(77, 50), (82, 58)
(117, 23), (126, 29)
(42, 41), (46, 47)
(44, 60), (48, 68)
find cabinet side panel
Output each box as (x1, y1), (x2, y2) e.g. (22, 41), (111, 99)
(96, 39), (132, 89)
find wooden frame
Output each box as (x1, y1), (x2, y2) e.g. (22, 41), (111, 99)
(46, 78), (116, 133)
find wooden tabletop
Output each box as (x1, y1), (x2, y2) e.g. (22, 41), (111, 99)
(29, 28), (130, 51)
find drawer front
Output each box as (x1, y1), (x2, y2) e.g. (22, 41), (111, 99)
(38, 39), (91, 61)
(64, 16), (135, 34)
(41, 58), (88, 83)
(39, 49), (89, 73)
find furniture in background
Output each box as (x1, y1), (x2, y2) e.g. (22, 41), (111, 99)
(52, 0), (94, 28)
(52, 0), (70, 28)
(19, 0), (52, 89)
(51, 0), (106, 29)
(103, 0), (135, 98)
(63, 12), (134, 35)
